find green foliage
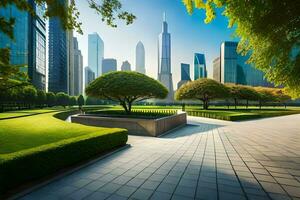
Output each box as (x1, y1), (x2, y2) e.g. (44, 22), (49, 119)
(21, 85), (37, 106)
(0, 128), (127, 194)
(46, 92), (56, 107)
(183, 0), (300, 97)
(86, 71), (168, 113)
(69, 96), (77, 106)
(77, 94), (85, 108)
(56, 92), (69, 108)
(36, 90), (46, 107)
(175, 78), (229, 109)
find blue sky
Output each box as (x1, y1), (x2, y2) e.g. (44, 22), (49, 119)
(75, 0), (237, 89)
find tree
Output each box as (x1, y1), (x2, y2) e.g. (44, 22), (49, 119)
(21, 86), (37, 108)
(85, 71), (168, 114)
(56, 92), (69, 108)
(77, 95), (85, 109)
(175, 78), (229, 110)
(36, 90), (46, 108)
(226, 84), (244, 109)
(272, 89), (291, 108)
(183, 0), (300, 97)
(69, 96), (77, 107)
(46, 92), (56, 107)
(238, 86), (260, 108)
(1, 0), (135, 94)
(254, 87), (277, 109)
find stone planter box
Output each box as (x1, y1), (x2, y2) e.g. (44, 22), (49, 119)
(71, 112), (187, 137)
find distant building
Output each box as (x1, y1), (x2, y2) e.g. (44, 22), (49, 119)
(220, 41), (273, 87)
(177, 63), (191, 89)
(121, 60), (131, 71)
(85, 66), (95, 87)
(102, 58), (117, 74)
(88, 33), (104, 77)
(73, 37), (83, 95)
(194, 53), (207, 80)
(213, 57), (221, 82)
(0, 2), (47, 90)
(68, 32), (74, 95)
(135, 41), (145, 74)
(158, 13), (174, 102)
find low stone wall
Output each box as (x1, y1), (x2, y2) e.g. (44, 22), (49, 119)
(71, 112), (187, 137)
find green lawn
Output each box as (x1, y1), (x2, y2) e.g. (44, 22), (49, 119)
(0, 109), (124, 154)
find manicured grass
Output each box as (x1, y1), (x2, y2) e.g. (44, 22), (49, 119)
(0, 109), (127, 194)
(0, 109), (59, 119)
(0, 110), (126, 154)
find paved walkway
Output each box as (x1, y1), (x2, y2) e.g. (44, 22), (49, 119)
(19, 115), (300, 200)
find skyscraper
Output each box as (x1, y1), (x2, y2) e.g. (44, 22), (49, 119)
(0, 1), (47, 90)
(220, 41), (273, 87)
(48, 0), (72, 94)
(194, 53), (207, 80)
(85, 66), (95, 88)
(220, 41), (237, 84)
(213, 57), (221, 82)
(158, 13), (174, 102)
(135, 41), (145, 74)
(177, 63), (191, 89)
(121, 61), (131, 71)
(68, 32), (74, 95)
(88, 33), (104, 77)
(73, 37), (83, 95)
(102, 59), (117, 74)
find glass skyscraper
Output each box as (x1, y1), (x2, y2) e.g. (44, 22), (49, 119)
(48, 16), (69, 93)
(102, 58), (117, 74)
(121, 61), (131, 71)
(177, 63), (191, 89)
(88, 33), (104, 77)
(158, 13), (174, 102)
(220, 41), (273, 87)
(135, 41), (145, 74)
(194, 53), (207, 80)
(85, 66), (95, 88)
(213, 57), (221, 82)
(0, 1), (46, 90)
(73, 37), (83, 95)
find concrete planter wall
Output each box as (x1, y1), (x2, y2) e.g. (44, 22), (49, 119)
(71, 112), (187, 137)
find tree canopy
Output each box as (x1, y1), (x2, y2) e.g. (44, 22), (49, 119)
(86, 71), (168, 113)
(175, 78), (229, 109)
(183, 0), (300, 97)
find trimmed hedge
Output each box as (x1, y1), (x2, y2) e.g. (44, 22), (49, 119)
(186, 110), (261, 121)
(0, 129), (127, 194)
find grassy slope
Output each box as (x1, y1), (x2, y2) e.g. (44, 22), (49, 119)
(0, 110), (122, 154)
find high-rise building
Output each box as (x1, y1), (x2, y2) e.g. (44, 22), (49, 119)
(88, 33), (104, 77)
(121, 61), (131, 71)
(68, 32), (74, 95)
(213, 57), (221, 82)
(0, 1), (47, 90)
(135, 41), (145, 74)
(48, 0), (73, 94)
(158, 13), (174, 102)
(194, 53), (207, 80)
(177, 63), (191, 89)
(73, 37), (83, 95)
(85, 66), (95, 87)
(102, 58), (117, 74)
(220, 41), (237, 84)
(220, 41), (273, 87)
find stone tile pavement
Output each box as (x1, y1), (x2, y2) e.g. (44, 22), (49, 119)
(18, 114), (300, 200)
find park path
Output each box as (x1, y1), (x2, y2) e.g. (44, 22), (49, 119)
(19, 114), (300, 200)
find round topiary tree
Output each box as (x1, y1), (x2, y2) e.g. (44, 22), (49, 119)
(85, 71), (168, 114)
(77, 95), (85, 110)
(175, 78), (229, 110)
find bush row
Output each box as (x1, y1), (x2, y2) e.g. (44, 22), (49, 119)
(0, 128), (127, 194)
(186, 110), (261, 121)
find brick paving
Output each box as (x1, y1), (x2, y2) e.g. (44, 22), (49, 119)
(18, 114), (300, 200)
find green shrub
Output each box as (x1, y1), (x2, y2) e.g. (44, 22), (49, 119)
(0, 129), (127, 194)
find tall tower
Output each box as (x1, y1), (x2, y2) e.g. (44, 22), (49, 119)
(73, 37), (83, 95)
(88, 33), (104, 77)
(158, 13), (174, 102)
(194, 53), (207, 80)
(135, 41), (145, 74)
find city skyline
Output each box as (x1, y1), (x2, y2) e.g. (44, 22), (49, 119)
(74, 0), (236, 89)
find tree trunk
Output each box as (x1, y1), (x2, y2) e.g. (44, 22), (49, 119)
(246, 100), (249, 109)
(259, 100), (262, 110)
(234, 98), (237, 110)
(203, 100), (209, 110)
